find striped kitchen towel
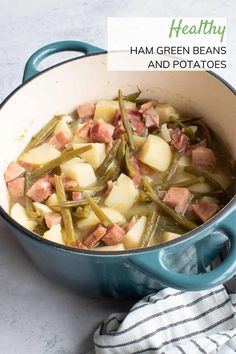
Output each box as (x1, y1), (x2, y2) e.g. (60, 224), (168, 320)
(93, 285), (236, 354)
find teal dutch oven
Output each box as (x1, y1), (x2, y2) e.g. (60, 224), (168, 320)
(0, 41), (235, 298)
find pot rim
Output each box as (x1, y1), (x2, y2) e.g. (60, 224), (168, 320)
(0, 51), (235, 256)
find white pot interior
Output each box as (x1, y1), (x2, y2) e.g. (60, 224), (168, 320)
(0, 53), (235, 213)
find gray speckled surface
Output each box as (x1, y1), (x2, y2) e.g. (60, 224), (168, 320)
(0, 1), (235, 353)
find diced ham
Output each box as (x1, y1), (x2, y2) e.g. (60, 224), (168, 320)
(72, 191), (82, 201)
(71, 240), (88, 250)
(163, 187), (192, 214)
(75, 122), (92, 141)
(102, 224), (125, 246)
(192, 202), (219, 222)
(138, 161), (153, 175)
(113, 119), (125, 139)
(8, 177), (25, 200)
(45, 213), (62, 228)
(171, 128), (190, 152)
(90, 121), (115, 143)
(128, 114), (146, 136)
(84, 223), (107, 248)
(27, 178), (53, 202)
(76, 103), (95, 120)
(142, 107), (159, 129)
(48, 131), (70, 150)
(186, 139), (207, 157)
(4, 161), (25, 182)
(129, 156), (141, 187)
(139, 101), (157, 113)
(192, 147), (216, 170)
(122, 216), (137, 233)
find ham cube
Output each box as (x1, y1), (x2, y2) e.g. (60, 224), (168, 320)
(171, 128), (190, 152)
(192, 147), (216, 170)
(142, 107), (159, 128)
(45, 212), (62, 228)
(71, 240), (88, 250)
(90, 120), (115, 143)
(163, 187), (192, 213)
(27, 178), (53, 202)
(139, 101), (157, 113)
(186, 139), (207, 157)
(4, 161), (25, 182)
(47, 174), (77, 191)
(75, 122), (92, 141)
(76, 103), (95, 120)
(102, 224), (125, 246)
(128, 114), (146, 136)
(113, 119), (125, 139)
(192, 202), (219, 222)
(84, 223), (107, 248)
(72, 191), (82, 201)
(48, 131), (70, 150)
(8, 177), (25, 200)
(138, 161), (153, 175)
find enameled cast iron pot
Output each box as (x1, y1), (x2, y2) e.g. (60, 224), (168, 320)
(0, 41), (235, 299)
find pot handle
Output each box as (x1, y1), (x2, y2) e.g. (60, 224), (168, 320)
(130, 219), (236, 291)
(23, 40), (105, 82)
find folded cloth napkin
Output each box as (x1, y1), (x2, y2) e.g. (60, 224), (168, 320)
(93, 285), (236, 354)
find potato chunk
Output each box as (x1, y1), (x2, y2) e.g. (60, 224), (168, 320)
(11, 203), (37, 231)
(19, 144), (61, 166)
(94, 100), (136, 123)
(96, 244), (125, 251)
(77, 207), (125, 231)
(61, 158), (96, 187)
(73, 143), (106, 169)
(33, 202), (53, 216)
(46, 193), (60, 212)
(104, 173), (138, 213)
(123, 216), (147, 249)
(138, 135), (172, 172)
(162, 231), (182, 243)
(43, 224), (65, 245)
(133, 135), (146, 149)
(155, 103), (180, 123)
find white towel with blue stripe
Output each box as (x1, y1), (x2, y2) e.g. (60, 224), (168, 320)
(93, 285), (236, 354)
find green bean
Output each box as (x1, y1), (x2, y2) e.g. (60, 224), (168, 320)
(25, 171), (40, 219)
(96, 139), (121, 176)
(184, 165), (224, 191)
(58, 196), (102, 208)
(73, 206), (90, 219)
(19, 115), (62, 156)
(73, 184), (107, 193)
(118, 89), (136, 151)
(31, 145), (92, 177)
(54, 175), (75, 244)
(164, 176), (205, 189)
(152, 127), (160, 135)
(138, 189), (151, 202)
(162, 152), (178, 187)
(125, 145), (136, 178)
(117, 134), (126, 167)
(147, 192), (197, 230)
(135, 98), (152, 106)
(84, 194), (112, 227)
(141, 211), (159, 247)
(141, 176), (156, 195)
(169, 115), (195, 139)
(114, 87), (141, 102)
(178, 117), (202, 122)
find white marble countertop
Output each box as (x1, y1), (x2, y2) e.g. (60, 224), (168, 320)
(0, 0), (235, 353)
